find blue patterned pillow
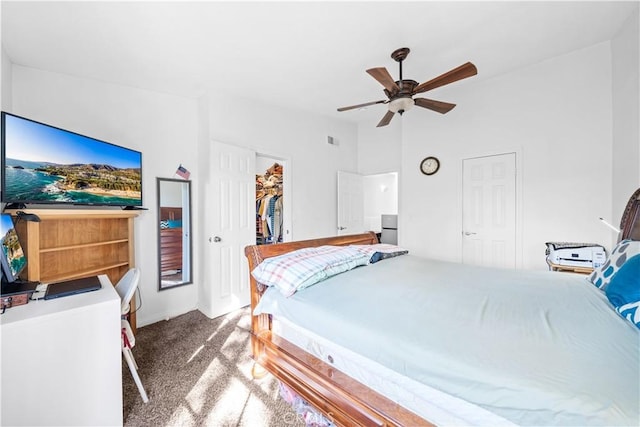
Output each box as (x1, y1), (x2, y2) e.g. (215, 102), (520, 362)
(588, 240), (640, 289)
(605, 254), (640, 328)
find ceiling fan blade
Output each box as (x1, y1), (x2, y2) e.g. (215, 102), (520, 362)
(337, 99), (386, 112)
(376, 110), (395, 127)
(413, 62), (478, 94)
(414, 98), (457, 114)
(366, 67), (400, 93)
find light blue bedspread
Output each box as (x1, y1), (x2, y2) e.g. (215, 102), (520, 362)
(254, 255), (640, 426)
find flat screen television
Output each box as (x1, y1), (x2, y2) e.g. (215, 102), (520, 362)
(0, 213), (26, 282)
(1, 112), (142, 208)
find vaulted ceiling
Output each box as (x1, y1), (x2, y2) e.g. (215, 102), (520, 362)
(2, 1), (637, 124)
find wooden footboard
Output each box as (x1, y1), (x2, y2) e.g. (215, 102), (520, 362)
(244, 232), (432, 427)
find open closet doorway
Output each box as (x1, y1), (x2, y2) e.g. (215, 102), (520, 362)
(338, 171), (398, 239)
(363, 172), (398, 241)
(256, 155), (290, 244)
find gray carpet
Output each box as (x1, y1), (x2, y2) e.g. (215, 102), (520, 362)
(122, 307), (304, 426)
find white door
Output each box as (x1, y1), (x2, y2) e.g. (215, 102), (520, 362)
(203, 141), (255, 319)
(462, 153), (516, 268)
(337, 171), (364, 235)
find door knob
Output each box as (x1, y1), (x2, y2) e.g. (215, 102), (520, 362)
(213, 236), (222, 242)
(338, 226), (347, 230)
(463, 231), (477, 236)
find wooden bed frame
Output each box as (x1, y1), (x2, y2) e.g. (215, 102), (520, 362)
(245, 232), (431, 426)
(160, 207), (183, 273)
(243, 188), (640, 427)
(620, 187), (640, 242)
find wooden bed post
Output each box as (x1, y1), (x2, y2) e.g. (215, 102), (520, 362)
(244, 244), (272, 367)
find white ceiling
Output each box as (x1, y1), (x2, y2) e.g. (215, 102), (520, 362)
(2, 1), (638, 125)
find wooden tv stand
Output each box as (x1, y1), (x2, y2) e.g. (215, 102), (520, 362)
(7, 209), (140, 329)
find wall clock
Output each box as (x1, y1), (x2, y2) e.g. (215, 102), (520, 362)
(420, 156), (440, 175)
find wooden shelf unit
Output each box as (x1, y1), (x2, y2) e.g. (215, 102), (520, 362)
(8, 209), (140, 328)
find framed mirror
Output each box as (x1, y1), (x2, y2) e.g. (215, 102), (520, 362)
(157, 178), (192, 290)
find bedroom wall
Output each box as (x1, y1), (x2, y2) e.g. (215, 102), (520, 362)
(398, 42), (615, 270)
(357, 118), (402, 176)
(7, 65), (359, 326)
(611, 8), (640, 223)
(203, 93), (359, 241)
(10, 65), (200, 327)
(195, 94), (358, 319)
(1, 45), (11, 110)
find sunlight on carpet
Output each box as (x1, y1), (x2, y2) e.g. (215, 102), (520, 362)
(122, 308), (304, 426)
(187, 344), (205, 363)
(176, 312), (284, 426)
(205, 377), (250, 426)
(207, 317), (232, 342)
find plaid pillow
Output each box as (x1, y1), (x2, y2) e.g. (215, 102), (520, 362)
(252, 245), (369, 297)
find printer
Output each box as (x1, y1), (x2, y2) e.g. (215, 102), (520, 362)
(545, 242), (607, 269)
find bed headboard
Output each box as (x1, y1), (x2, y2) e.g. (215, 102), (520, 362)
(620, 187), (640, 242)
(244, 231), (378, 281)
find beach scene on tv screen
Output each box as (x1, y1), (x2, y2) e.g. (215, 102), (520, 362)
(4, 115), (142, 206)
(0, 215), (26, 278)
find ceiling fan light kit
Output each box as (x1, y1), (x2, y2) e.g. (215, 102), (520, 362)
(389, 97), (414, 114)
(338, 47), (478, 127)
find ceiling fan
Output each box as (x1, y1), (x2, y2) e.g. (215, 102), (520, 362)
(337, 47), (478, 127)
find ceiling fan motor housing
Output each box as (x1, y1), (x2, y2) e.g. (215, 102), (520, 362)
(384, 79), (418, 98)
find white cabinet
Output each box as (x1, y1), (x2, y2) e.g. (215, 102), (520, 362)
(0, 276), (122, 426)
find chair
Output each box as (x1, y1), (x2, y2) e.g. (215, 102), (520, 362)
(115, 268), (149, 403)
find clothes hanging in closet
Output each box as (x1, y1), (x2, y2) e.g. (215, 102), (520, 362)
(256, 193), (283, 244)
(256, 162), (283, 244)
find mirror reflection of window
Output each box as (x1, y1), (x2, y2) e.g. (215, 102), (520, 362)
(157, 178), (192, 290)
